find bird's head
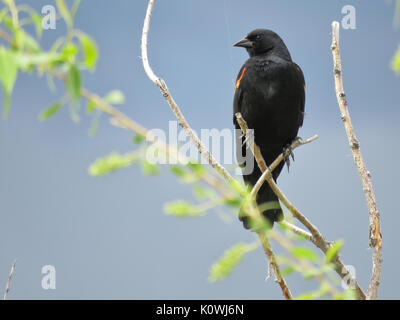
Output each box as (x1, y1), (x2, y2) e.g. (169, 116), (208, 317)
(234, 29), (291, 60)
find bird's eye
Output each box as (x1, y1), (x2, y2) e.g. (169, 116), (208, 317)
(256, 35), (261, 40)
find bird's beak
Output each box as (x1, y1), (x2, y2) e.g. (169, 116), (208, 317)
(233, 37), (253, 48)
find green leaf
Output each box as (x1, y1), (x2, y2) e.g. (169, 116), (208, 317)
(325, 239), (344, 263)
(170, 165), (186, 177)
(0, 47), (18, 118)
(291, 246), (319, 262)
(60, 43), (78, 63)
(336, 289), (357, 300)
(140, 159), (159, 175)
(187, 162), (206, 177)
(89, 152), (138, 177)
(66, 64), (81, 101)
(209, 243), (256, 282)
(392, 46), (400, 74)
(30, 11), (43, 38)
(104, 90), (125, 105)
(85, 99), (95, 114)
(79, 33), (98, 71)
(132, 134), (145, 145)
(282, 266), (296, 277)
(56, 0), (73, 28)
(223, 197), (242, 208)
(164, 200), (202, 218)
(14, 29), (41, 53)
(15, 52), (59, 72)
(39, 102), (62, 121)
(193, 184), (214, 199)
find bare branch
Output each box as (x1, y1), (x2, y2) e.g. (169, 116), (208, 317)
(235, 112), (366, 300)
(3, 260), (16, 300)
(141, 0), (235, 186)
(331, 21), (382, 300)
(258, 233), (292, 299)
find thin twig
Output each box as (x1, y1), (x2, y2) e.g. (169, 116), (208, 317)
(3, 260), (17, 300)
(331, 21), (382, 300)
(279, 221), (313, 242)
(235, 112), (366, 300)
(258, 233), (292, 299)
(140, 0), (236, 187)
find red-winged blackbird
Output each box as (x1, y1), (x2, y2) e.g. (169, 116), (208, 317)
(233, 29), (305, 229)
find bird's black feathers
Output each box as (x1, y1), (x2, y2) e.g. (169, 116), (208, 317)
(233, 29), (305, 229)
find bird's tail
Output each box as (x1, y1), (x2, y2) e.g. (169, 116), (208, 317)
(239, 183), (283, 230)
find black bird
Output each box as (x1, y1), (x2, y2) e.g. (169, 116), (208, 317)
(233, 29), (305, 229)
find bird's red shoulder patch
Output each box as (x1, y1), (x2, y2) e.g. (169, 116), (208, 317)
(235, 67), (246, 90)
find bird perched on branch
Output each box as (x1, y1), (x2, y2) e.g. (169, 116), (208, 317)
(233, 29), (305, 229)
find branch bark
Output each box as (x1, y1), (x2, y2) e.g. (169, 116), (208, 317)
(331, 21), (382, 300)
(258, 233), (292, 299)
(3, 260), (16, 300)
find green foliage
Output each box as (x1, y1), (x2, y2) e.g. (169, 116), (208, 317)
(56, 0), (73, 30)
(39, 102), (62, 121)
(223, 197), (242, 208)
(78, 33), (98, 71)
(104, 90), (125, 105)
(193, 184), (215, 200)
(164, 200), (203, 218)
(295, 283), (330, 300)
(169, 162), (207, 183)
(132, 134), (145, 145)
(209, 243), (257, 282)
(336, 289), (357, 300)
(325, 240), (344, 263)
(89, 152), (139, 176)
(392, 46), (400, 74)
(0, 47), (17, 117)
(170, 165), (185, 178)
(290, 246), (319, 263)
(140, 158), (159, 175)
(85, 99), (95, 114)
(0, 0), (103, 126)
(66, 64), (81, 101)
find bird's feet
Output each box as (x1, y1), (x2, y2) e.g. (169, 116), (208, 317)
(283, 137), (302, 171)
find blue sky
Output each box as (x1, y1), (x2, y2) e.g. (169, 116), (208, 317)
(0, 0), (399, 299)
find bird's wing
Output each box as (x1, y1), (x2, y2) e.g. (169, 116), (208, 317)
(233, 65), (246, 126)
(293, 62), (306, 128)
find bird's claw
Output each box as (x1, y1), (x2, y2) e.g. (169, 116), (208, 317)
(282, 145), (292, 171)
(283, 137), (302, 171)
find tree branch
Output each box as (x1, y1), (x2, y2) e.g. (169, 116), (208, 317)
(235, 112), (366, 300)
(258, 233), (292, 299)
(3, 260), (16, 300)
(331, 21), (382, 300)
(141, 0), (235, 186)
